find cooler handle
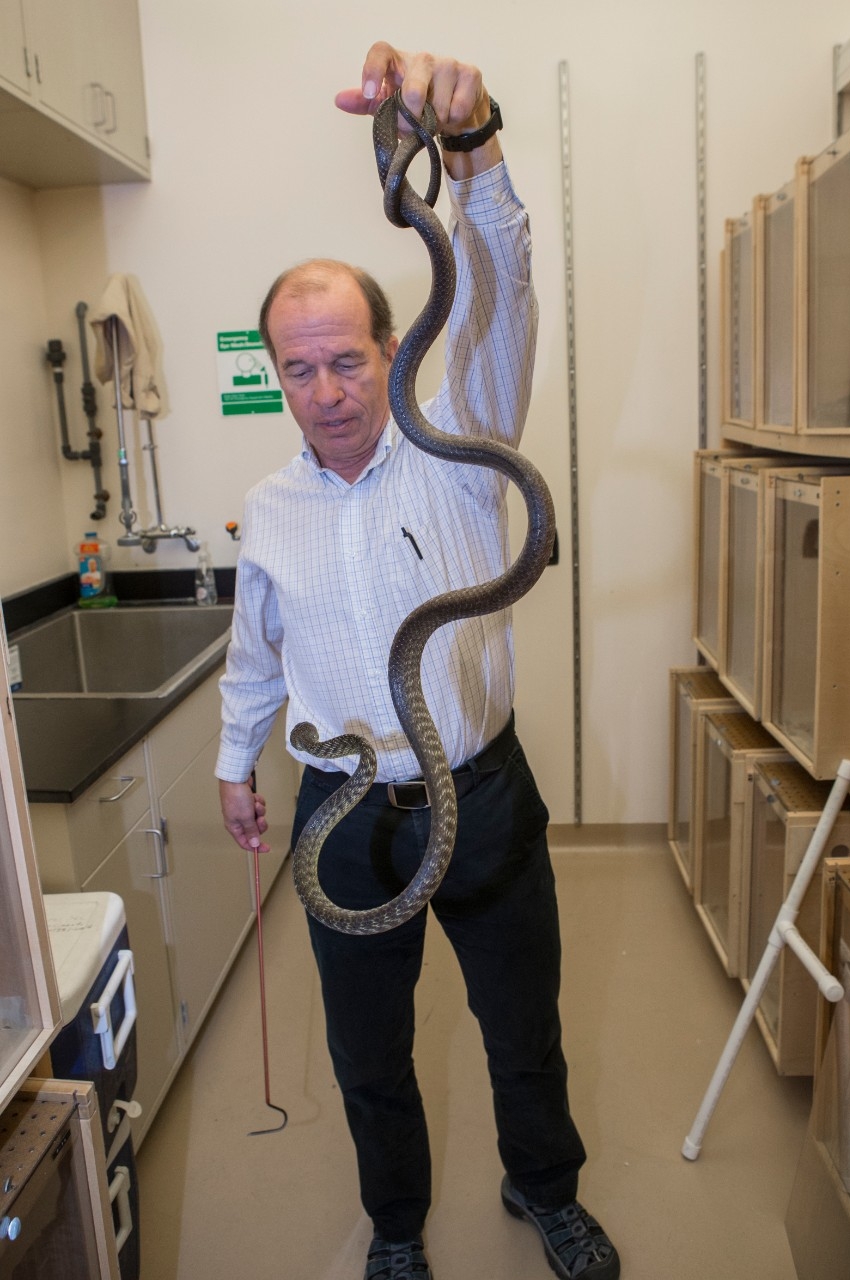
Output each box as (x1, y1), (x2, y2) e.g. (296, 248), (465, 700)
(108, 1164), (133, 1253)
(91, 949), (136, 1070)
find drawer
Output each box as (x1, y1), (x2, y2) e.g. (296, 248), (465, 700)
(66, 741), (150, 884)
(31, 740), (150, 890)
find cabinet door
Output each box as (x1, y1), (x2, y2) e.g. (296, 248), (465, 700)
(159, 736), (254, 1046)
(90, 0), (148, 168)
(0, 0), (32, 95)
(83, 810), (180, 1138)
(25, 0), (100, 134)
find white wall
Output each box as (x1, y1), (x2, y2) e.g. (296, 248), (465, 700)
(1, 0), (848, 822)
(0, 178), (67, 593)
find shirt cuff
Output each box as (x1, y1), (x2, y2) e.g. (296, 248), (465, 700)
(215, 741), (260, 784)
(445, 160), (523, 226)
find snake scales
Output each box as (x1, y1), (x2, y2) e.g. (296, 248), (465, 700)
(290, 93), (556, 936)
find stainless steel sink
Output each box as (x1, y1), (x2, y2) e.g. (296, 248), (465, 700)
(10, 604), (233, 699)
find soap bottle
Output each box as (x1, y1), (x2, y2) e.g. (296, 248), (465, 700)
(77, 531), (106, 602)
(194, 544), (218, 606)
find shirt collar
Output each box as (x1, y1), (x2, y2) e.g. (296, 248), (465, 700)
(299, 418), (397, 484)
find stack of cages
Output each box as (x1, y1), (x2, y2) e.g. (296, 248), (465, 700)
(762, 466), (850, 778)
(668, 668), (736, 893)
(693, 707), (789, 976)
(745, 761), (850, 1075)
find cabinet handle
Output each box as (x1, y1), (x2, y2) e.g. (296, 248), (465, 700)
(89, 81), (107, 127)
(104, 88), (117, 134)
(99, 775), (137, 804)
(142, 824), (168, 878)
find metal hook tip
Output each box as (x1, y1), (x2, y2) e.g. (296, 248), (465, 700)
(248, 1103), (288, 1137)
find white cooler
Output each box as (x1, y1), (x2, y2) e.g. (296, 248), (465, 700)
(45, 891), (141, 1280)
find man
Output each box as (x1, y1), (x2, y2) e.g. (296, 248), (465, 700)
(217, 41), (620, 1280)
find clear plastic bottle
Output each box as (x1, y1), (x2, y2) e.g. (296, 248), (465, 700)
(194, 544), (218, 606)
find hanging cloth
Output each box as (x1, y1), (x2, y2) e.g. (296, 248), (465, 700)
(89, 274), (170, 421)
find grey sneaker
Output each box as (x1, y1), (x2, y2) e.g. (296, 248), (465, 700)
(364, 1234), (432, 1279)
(501, 1176), (620, 1279)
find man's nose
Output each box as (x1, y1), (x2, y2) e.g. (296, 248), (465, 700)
(314, 368), (344, 405)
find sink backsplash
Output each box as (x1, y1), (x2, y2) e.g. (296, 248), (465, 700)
(2, 568), (236, 636)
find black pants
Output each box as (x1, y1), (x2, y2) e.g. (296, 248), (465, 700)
(292, 728), (587, 1242)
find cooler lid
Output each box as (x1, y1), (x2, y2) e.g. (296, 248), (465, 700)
(44, 892), (127, 1025)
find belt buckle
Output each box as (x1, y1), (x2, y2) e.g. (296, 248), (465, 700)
(387, 781), (430, 810)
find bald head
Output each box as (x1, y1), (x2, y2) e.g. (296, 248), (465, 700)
(259, 259), (395, 361)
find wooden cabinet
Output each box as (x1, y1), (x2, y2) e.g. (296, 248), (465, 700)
(0, 0), (150, 188)
(28, 669), (299, 1142)
(0, 603), (61, 1114)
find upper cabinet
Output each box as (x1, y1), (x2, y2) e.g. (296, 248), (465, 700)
(0, 0), (150, 188)
(0, 0), (31, 96)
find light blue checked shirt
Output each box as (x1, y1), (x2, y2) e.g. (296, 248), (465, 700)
(217, 161), (537, 784)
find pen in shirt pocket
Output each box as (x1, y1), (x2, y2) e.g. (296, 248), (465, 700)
(401, 526), (424, 559)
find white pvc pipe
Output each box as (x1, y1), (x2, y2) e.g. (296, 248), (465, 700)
(777, 919), (845, 1002)
(682, 758), (850, 1162)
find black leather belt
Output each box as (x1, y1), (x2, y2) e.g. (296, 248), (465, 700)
(305, 712), (516, 811)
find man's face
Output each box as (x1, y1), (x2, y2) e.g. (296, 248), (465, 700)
(267, 274), (398, 483)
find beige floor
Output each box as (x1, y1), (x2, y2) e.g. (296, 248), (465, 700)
(136, 835), (813, 1279)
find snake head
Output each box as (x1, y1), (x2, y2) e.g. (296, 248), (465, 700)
(290, 721), (319, 753)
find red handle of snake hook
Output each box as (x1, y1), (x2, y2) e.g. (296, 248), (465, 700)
(249, 840), (288, 1136)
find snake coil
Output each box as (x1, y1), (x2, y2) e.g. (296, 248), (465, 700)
(290, 93), (556, 936)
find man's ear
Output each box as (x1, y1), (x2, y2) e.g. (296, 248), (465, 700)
(385, 335), (400, 363)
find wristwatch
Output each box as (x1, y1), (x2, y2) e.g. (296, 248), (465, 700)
(439, 97), (503, 153)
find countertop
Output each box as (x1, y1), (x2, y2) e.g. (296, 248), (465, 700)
(13, 655), (227, 805)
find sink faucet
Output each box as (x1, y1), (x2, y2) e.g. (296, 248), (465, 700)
(139, 526), (201, 554)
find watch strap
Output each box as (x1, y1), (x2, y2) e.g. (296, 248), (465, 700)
(439, 97), (502, 153)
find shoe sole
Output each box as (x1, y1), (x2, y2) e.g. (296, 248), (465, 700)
(501, 1186), (621, 1280)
